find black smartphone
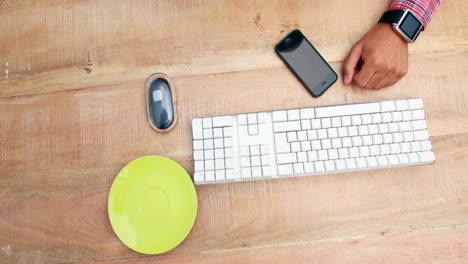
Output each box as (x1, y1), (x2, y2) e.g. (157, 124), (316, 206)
(275, 29), (337, 98)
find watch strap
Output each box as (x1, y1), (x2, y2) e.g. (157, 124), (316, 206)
(378, 9), (405, 24)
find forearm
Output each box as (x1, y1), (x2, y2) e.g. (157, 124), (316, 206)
(390, 0), (441, 28)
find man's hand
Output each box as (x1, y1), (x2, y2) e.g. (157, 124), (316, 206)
(343, 23), (408, 89)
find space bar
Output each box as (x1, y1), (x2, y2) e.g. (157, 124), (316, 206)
(315, 103), (381, 118)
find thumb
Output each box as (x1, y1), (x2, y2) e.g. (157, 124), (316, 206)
(343, 43), (363, 84)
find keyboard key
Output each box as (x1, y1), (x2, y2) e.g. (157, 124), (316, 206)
(400, 142), (411, 153)
(337, 127), (348, 137)
(388, 155), (399, 165)
(193, 140), (203, 150)
(291, 142), (301, 152)
(318, 150), (328, 160)
(194, 161), (204, 171)
(398, 154), (409, 164)
(226, 169), (237, 180)
(408, 153), (419, 163)
(307, 151), (318, 161)
(335, 159), (346, 170)
(392, 112), (402, 122)
(395, 100), (408, 110)
(240, 146), (250, 156)
(205, 171), (215, 181)
(204, 139), (214, 149)
(192, 119), (204, 140)
(412, 110), (425, 120)
(251, 156), (261, 166)
(277, 153), (297, 164)
(240, 157), (250, 167)
(204, 149), (214, 160)
(345, 158), (357, 169)
(341, 116), (352, 126)
(297, 152), (308, 162)
(369, 145), (380, 156)
(372, 134), (383, 145)
(328, 149), (338, 159)
(411, 120), (427, 130)
(288, 109), (300, 120)
(351, 115), (362, 125)
(300, 108), (315, 119)
(213, 128), (223, 138)
(382, 113), (392, 123)
(348, 126), (358, 136)
(225, 158), (235, 168)
(331, 117), (341, 127)
(380, 101), (395, 112)
(215, 159), (225, 170)
(258, 113), (267, 123)
(362, 135), (372, 146)
(205, 160), (215, 170)
(304, 162), (315, 173)
(212, 116), (233, 127)
(214, 138), (224, 148)
(419, 151), (435, 162)
(338, 148), (349, 159)
(225, 148), (234, 157)
(214, 149), (224, 158)
(297, 131), (307, 141)
(318, 129), (328, 139)
(315, 102), (380, 118)
(342, 137), (352, 147)
(274, 121), (301, 132)
(332, 138), (342, 148)
(302, 120), (312, 130)
(371, 113), (382, 124)
(324, 160), (335, 171)
(366, 157), (378, 167)
(377, 156), (388, 166)
(399, 122), (410, 132)
(311, 119), (322, 129)
(301, 141), (311, 151)
(408, 98), (424, 109)
(202, 118), (212, 128)
(368, 125), (378, 135)
(356, 157), (367, 168)
(293, 163), (304, 174)
(272, 111), (287, 122)
(349, 147), (359, 158)
(252, 167), (262, 178)
(311, 140), (321, 150)
(321, 118), (332, 128)
(194, 172), (204, 182)
(411, 141), (421, 152)
(278, 164), (293, 175)
(413, 130), (429, 141)
(358, 125), (369, 135)
(241, 168), (251, 178)
(250, 145), (260, 155)
(216, 170), (225, 181)
(287, 132), (298, 142)
(378, 123), (389, 133)
(328, 128), (338, 138)
(402, 111), (412, 121)
(361, 114), (372, 125)
(260, 145), (270, 154)
(275, 133), (290, 153)
(351, 136), (362, 146)
(359, 146), (370, 157)
(247, 113), (257, 124)
(263, 166), (274, 176)
(248, 125), (259, 135)
(261, 155), (270, 165)
(307, 130), (318, 140)
(321, 139), (331, 150)
(420, 140), (432, 151)
(314, 161), (325, 172)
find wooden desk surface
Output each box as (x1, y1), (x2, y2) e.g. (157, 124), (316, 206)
(1, 0), (468, 263)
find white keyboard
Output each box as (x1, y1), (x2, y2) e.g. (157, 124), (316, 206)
(191, 98), (435, 185)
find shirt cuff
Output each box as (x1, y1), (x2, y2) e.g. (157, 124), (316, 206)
(390, 0), (441, 29)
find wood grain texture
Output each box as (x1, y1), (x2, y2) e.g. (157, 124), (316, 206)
(0, 0), (467, 97)
(1, 0), (468, 263)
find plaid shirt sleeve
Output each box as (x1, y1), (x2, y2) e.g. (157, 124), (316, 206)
(390, 0), (441, 28)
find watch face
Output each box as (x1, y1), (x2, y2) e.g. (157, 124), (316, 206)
(400, 11), (422, 40)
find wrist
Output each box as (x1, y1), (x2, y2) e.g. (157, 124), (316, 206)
(376, 23), (408, 45)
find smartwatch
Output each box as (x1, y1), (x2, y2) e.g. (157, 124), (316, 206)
(378, 9), (424, 43)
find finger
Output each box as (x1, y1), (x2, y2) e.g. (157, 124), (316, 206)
(365, 71), (386, 89)
(353, 60), (377, 88)
(342, 43), (363, 84)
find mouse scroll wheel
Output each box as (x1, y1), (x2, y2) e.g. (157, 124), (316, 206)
(152, 90), (164, 102)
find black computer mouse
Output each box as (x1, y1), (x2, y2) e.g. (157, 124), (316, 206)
(146, 74), (177, 132)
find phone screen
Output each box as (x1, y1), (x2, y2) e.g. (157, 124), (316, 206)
(275, 29), (337, 97)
